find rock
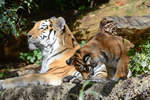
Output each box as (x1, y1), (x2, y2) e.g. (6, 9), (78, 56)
(0, 73), (150, 100)
(101, 16), (150, 36)
(104, 73), (150, 100)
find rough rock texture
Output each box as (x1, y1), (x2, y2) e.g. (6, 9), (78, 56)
(103, 16), (150, 36)
(104, 73), (150, 100)
(0, 73), (150, 100)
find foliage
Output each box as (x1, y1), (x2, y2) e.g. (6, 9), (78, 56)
(78, 81), (98, 100)
(0, 0), (38, 37)
(0, 0), (94, 37)
(79, 81), (91, 100)
(80, 40), (86, 47)
(20, 49), (42, 64)
(0, 0), (39, 64)
(0, 73), (7, 79)
(129, 39), (150, 76)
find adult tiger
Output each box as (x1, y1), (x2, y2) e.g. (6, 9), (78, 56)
(66, 19), (134, 81)
(0, 17), (83, 89)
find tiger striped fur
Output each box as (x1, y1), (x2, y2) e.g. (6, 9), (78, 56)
(66, 19), (134, 81)
(0, 17), (82, 89)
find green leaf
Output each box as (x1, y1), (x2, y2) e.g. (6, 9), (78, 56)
(30, 57), (36, 63)
(27, 56), (32, 60)
(0, 73), (6, 78)
(80, 40), (86, 47)
(88, 0), (91, 3)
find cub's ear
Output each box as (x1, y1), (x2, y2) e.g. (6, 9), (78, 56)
(66, 57), (72, 65)
(56, 17), (66, 31)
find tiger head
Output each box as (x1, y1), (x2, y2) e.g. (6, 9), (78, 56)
(27, 16), (79, 73)
(66, 48), (96, 79)
(27, 17), (78, 57)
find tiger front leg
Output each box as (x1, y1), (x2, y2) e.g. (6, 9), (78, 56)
(0, 73), (62, 90)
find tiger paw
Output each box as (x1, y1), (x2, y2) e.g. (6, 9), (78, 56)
(71, 78), (81, 84)
(62, 75), (81, 84)
(63, 75), (75, 82)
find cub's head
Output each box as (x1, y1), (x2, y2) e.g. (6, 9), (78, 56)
(27, 17), (66, 52)
(66, 49), (95, 79)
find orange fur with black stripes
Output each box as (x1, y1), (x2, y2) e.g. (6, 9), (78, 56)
(66, 31), (134, 81)
(0, 17), (80, 89)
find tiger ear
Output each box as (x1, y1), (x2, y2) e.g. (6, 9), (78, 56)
(56, 17), (66, 31)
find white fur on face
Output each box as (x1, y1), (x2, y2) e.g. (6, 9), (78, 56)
(38, 20), (60, 73)
(39, 30), (56, 46)
(40, 30), (50, 46)
(39, 20), (50, 30)
(28, 19), (63, 74)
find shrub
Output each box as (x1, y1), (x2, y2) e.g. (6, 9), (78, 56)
(0, 0), (37, 37)
(129, 39), (150, 76)
(20, 49), (42, 64)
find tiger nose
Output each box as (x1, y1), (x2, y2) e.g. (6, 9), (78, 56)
(27, 34), (32, 38)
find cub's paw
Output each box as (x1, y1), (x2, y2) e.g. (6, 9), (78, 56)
(62, 75), (81, 84)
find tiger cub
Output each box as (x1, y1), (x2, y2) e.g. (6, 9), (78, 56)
(66, 31), (134, 81)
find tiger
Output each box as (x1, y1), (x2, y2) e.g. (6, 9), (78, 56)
(0, 16), (83, 89)
(66, 18), (134, 81)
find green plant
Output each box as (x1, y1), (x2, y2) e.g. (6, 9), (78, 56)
(78, 81), (96, 100)
(0, 73), (7, 79)
(129, 39), (150, 76)
(79, 81), (91, 100)
(80, 40), (86, 47)
(0, 0), (38, 37)
(20, 49), (42, 64)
